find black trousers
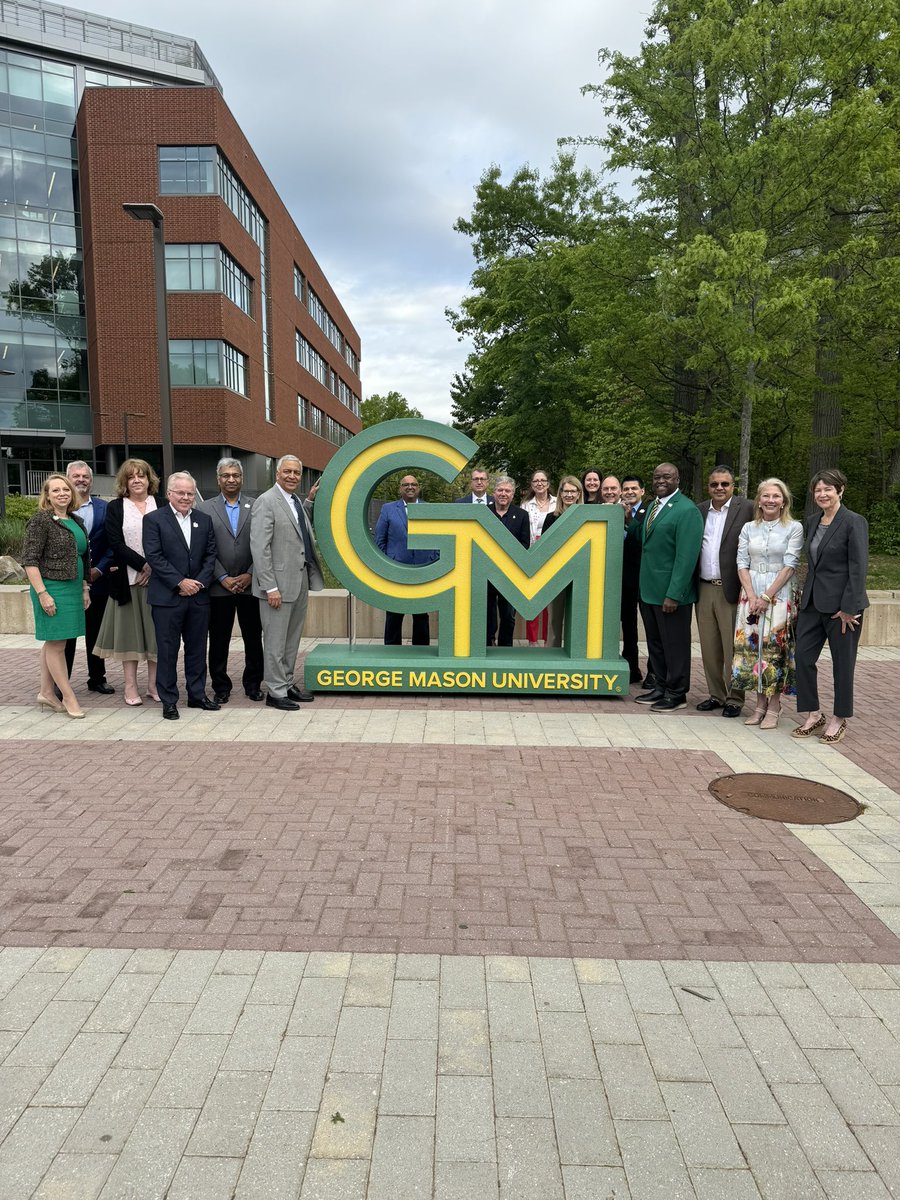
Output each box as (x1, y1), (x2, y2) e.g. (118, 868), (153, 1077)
(207, 593), (264, 696)
(621, 578), (641, 676)
(65, 591), (108, 684)
(487, 585), (516, 647)
(639, 600), (693, 698)
(795, 608), (863, 718)
(384, 611), (430, 645)
(151, 598), (210, 705)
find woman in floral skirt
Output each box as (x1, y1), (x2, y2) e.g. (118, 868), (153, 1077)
(732, 478), (803, 730)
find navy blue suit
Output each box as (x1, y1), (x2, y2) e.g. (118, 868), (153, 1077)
(487, 505), (530, 646)
(65, 495), (113, 685)
(143, 506), (217, 705)
(373, 499), (438, 644)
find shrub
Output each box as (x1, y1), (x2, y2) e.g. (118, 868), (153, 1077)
(0, 517), (27, 557)
(3, 495), (38, 521)
(868, 498), (900, 556)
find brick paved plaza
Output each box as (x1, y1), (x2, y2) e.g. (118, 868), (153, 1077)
(2, 634), (900, 1198)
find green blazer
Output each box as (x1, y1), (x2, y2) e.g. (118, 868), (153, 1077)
(637, 491), (704, 606)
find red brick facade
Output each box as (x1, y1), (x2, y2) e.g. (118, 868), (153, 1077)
(77, 86), (361, 485)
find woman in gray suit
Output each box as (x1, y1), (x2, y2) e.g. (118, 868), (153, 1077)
(792, 469), (868, 745)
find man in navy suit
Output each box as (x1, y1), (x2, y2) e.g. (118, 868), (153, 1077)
(454, 467), (492, 506)
(143, 471), (218, 720)
(374, 475), (438, 645)
(487, 476), (530, 646)
(63, 461), (114, 693)
(198, 457), (264, 704)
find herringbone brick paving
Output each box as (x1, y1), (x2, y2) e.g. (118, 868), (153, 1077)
(2, 740), (898, 963)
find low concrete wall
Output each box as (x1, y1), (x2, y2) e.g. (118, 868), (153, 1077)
(3, 585), (900, 647)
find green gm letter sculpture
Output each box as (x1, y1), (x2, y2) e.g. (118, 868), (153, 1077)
(304, 419), (627, 695)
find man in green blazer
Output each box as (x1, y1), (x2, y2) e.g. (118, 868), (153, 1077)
(634, 463), (704, 711)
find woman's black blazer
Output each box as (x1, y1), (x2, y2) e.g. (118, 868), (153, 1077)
(104, 497), (149, 606)
(800, 506), (869, 616)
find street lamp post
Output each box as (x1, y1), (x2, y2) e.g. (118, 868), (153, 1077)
(123, 411), (146, 461)
(122, 203), (174, 486)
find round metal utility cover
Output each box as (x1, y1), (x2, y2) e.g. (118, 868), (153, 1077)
(709, 773), (862, 824)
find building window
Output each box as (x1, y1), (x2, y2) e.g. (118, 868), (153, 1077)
(165, 244), (252, 315)
(298, 395), (309, 428)
(293, 265), (305, 303)
(220, 250), (252, 314)
(296, 331), (328, 388)
(169, 339), (247, 395)
(223, 343), (246, 394)
(310, 405), (323, 437)
(164, 243), (218, 291)
(158, 145), (216, 195)
(308, 286), (343, 351)
(343, 343), (359, 374)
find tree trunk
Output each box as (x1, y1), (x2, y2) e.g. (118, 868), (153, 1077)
(738, 359), (756, 500)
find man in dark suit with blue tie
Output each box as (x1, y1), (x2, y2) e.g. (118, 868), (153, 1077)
(454, 467), (492, 506)
(374, 475), (439, 645)
(143, 471), (219, 720)
(63, 461), (114, 693)
(198, 457), (264, 704)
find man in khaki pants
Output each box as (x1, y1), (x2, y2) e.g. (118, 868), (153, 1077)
(694, 466), (754, 718)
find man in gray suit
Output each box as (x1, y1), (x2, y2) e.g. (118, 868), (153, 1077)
(251, 455), (324, 710)
(695, 465), (755, 717)
(199, 457), (265, 704)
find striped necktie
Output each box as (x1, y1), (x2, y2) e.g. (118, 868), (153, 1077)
(645, 498), (661, 532)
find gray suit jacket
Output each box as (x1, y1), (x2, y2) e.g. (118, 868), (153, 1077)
(800, 506), (869, 615)
(250, 486), (324, 603)
(695, 496), (755, 605)
(198, 493), (256, 598)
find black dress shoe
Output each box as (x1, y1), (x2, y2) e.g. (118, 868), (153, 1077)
(634, 689), (665, 705)
(188, 696), (220, 711)
(88, 680), (115, 695)
(162, 703), (179, 721)
(722, 703), (743, 718)
(245, 689), (264, 702)
(651, 695), (687, 712)
(629, 670), (644, 684)
(287, 686), (315, 703)
(213, 691), (231, 705)
(266, 695), (300, 711)
(696, 697), (723, 711)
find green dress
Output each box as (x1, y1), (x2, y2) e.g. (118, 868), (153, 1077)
(30, 518), (88, 642)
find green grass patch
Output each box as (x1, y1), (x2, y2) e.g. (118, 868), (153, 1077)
(868, 554), (900, 591)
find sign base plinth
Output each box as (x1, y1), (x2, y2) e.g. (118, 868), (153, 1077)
(305, 644), (629, 696)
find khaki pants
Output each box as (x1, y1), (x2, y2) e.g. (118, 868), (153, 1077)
(696, 580), (744, 705)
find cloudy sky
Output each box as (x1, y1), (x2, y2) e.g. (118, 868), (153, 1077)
(110, 0), (649, 420)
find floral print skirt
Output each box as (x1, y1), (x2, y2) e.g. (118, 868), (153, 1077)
(732, 592), (796, 698)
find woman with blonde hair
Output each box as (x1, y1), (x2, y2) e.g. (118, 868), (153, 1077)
(541, 475), (584, 648)
(522, 468), (556, 646)
(732, 477), (803, 729)
(93, 458), (161, 704)
(21, 474), (90, 718)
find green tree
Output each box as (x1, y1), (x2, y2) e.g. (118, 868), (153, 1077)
(361, 390), (423, 427)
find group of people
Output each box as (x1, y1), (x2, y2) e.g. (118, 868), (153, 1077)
(377, 461), (868, 743)
(24, 454), (868, 742)
(22, 455), (323, 720)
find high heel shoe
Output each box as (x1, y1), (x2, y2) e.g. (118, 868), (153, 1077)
(146, 692), (161, 703)
(790, 715), (826, 739)
(760, 708), (781, 730)
(124, 695), (143, 707)
(37, 693), (64, 713)
(744, 706), (767, 726)
(820, 719), (847, 745)
(62, 701), (85, 719)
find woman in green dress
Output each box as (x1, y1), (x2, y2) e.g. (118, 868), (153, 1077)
(21, 473), (91, 718)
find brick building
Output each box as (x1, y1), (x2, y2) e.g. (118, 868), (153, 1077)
(0, 0), (360, 498)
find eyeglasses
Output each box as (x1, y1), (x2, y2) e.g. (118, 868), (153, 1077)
(171, 490), (195, 498)
(709, 482), (732, 488)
